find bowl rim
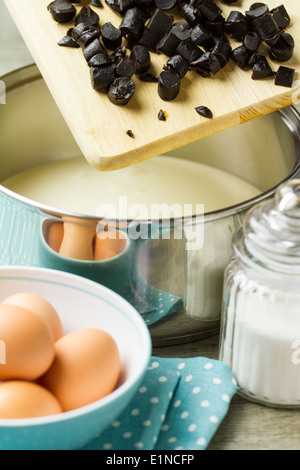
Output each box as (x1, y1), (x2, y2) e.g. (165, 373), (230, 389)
(1, 64), (300, 225)
(0, 265), (152, 428)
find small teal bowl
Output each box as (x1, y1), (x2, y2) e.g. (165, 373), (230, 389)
(0, 266), (152, 450)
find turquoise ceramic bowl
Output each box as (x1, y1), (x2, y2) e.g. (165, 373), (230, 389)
(39, 218), (134, 298)
(0, 266), (152, 450)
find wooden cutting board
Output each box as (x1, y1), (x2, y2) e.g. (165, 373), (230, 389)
(3, 0), (300, 171)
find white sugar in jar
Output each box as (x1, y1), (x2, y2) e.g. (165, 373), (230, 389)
(219, 180), (300, 408)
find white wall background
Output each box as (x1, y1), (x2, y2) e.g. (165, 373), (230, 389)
(0, 0), (33, 76)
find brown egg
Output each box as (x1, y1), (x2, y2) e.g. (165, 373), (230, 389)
(0, 304), (55, 381)
(47, 221), (64, 253)
(39, 328), (121, 412)
(2, 292), (64, 341)
(0, 381), (63, 419)
(94, 230), (127, 261)
(59, 217), (97, 261)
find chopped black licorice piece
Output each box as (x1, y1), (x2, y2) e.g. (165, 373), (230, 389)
(156, 32), (179, 57)
(189, 51), (211, 77)
(243, 31), (261, 51)
(90, 64), (116, 90)
(252, 13), (279, 41)
(211, 41), (232, 68)
(107, 77), (136, 105)
(269, 32), (294, 63)
(209, 54), (222, 74)
(156, 35), (177, 57)
(70, 22), (101, 47)
(123, 34), (136, 50)
(178, 3), (201, 27)
(245, 4), (269, 20)
(88, 52), (112, 66)
(271, 5), (290, 30)
(191, 43), (230, 76)
(58, 35), (80, 48)
(195, 106), (213, 119)
(101, 22), (122, 50)
(47, 0), (76, 23)
(176, 39), (203, 64)
(116, 57), (136, 78)
(120, 7), (148, 42)
(137, 0), (154, 11)
(206, 17), (226, 39)
(91, 0), (103, 7)
(274, 66), (295, 88)
(105, 0), (136, 16)
(251, 55), (274, 79)
(158, 109), (167, 121)
(171, 21), (192, 42)
(110, 46), (127, 62)
(231, 45), (252, 69)
(130, 45), (151, 74)
(249, 3), (269, 10)
(158, 69), (181, 101)
(199, 1), (222, 22)
(139, 8), (174, 52)
(139, 73), (158, 82)
(156, 21), (191, 57)
(126, 129), (134, 137)
(164, 54), (189, 79)
(247, 49), (264, 67)
(83, 37), (108, 62)
(154, 0), (177, 10)
(190, 24), (215, 52)
(263, 29), (282, 47)
(75, 6), (100, 27)
(225, 11), (249, 41)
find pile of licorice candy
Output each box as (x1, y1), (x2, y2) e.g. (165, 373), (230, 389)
(48, 0), (296, 107)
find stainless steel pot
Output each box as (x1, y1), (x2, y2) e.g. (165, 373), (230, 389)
(1, 65), (300, 346)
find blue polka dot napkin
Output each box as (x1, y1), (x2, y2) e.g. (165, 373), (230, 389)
(124, 278), (183, 326)
(83, 356), (237, 451)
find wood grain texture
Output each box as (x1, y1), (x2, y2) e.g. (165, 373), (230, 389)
(4, 0), (300, 171)
(154, 334), (300, 451)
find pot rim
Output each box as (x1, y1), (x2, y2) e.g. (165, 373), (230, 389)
(1, 64), (300, 226)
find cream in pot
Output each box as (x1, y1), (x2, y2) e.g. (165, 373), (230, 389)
(1, 156), (261, 219)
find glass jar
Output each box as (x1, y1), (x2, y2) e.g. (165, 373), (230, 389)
(219, 180), (300, 408)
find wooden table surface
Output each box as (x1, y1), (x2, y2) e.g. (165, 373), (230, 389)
(154, 333), (300, 450)
(1, 1), (300, 451)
